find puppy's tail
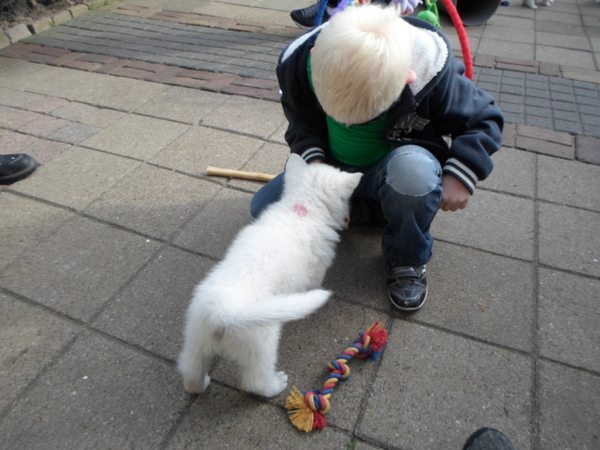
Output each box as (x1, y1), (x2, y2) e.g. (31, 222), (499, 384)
(218, 289), (331, 327)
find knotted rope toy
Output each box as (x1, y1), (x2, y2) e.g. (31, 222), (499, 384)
(285, 322), (389, 432)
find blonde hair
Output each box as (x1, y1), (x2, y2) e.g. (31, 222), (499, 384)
(311, 4), (413, 125)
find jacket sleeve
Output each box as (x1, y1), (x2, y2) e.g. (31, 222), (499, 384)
(428, 60), (504, 193)
(276, 40), (330, 163)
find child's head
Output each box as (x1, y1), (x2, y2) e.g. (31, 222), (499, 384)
(311, 4), (413, 125)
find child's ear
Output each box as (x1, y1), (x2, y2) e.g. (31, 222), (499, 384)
(406, 69), (417, 85)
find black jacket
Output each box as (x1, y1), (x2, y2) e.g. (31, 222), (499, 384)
(276, 16), (504, 194)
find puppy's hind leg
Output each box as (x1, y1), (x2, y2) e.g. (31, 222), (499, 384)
(237, 326), (288, 398)
(178, 325), (212, 393)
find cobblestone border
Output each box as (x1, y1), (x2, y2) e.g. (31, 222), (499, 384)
(0, 42), (281, 101)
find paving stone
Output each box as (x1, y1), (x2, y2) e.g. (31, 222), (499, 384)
(431, 190), (535, 261)
(48, 122), (102, 144)
(22, 95), (70, 113)
(538, 269), (600, 373)
(0, 108), (40, 130)
(0, 216), (161, 322)
(5, 24), (31, 43)
(538, 203), (600, 278)
(420, 242), (535, 352)
(84, 164), (222, 240)
(227, 141), (289, 193)
(173, 188), (253, 259)
(322, 226), (389, 312)
(0, 128), (37, 153)
(21, 138), (71, 165)
(357, 321), (532, 450)
(133, 85), (228, 124)
(16, 114), (70, 137)
(0, 331), (188, 449)
(0, 293), (81, 412)
(0, 192), (73, 271)
(0, 87), (43, 108)
(193, 93), (285, 139)
(82, 113), (189, 160)
(538, 360), (600, 449)
(166, 383), (352, 449)
(50, 101), (98, 120)
(11, 146), (141, 210)
(93, 246), (215, 360)
(537, 154), (600, 212)
(575, 135), (600, 165)
(150, 126), (264, 178)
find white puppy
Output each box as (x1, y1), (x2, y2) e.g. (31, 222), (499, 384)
(178, 154), (362, 397)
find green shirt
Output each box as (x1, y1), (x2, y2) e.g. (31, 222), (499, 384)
(308, 55), (392, 167)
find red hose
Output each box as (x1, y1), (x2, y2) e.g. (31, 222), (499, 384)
(439, 0), (474, 80)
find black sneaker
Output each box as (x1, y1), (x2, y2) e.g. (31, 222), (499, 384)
(290, 1), (333, 29)
(387, 264), (428, 311)
(0, 154), (38, 185)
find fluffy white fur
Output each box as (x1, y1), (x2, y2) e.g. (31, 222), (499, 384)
(311, 4), (413, 125)
(178, 155), (362, 397)
(524, 0), (553, 9)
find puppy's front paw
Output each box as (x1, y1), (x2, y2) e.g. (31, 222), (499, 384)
(256, 371), (289, 398)
(184, 374), (211, 393)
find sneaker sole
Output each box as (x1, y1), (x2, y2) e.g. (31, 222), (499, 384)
(388, 292), (427, 312)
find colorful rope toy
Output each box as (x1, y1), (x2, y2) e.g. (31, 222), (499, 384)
(285, 322), (389, 432)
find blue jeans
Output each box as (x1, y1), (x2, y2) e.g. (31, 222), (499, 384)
(250, 145), (443, 267)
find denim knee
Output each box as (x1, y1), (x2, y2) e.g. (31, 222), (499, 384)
(384, 146), (442, 198)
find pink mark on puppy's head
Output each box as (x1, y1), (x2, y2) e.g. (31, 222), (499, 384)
(293, 204), (308, 217)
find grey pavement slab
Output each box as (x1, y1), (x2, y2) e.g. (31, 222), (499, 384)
(0, 61), (169, 111)
(0, 192), (73, 271)
(0, 216), (161, 322)
(421, 241), (535, 352)
(200, 94), (287, 139)
(81, 113), (190, 160)
(228, 141), (290, 192)
(166, 384), (353, 449)
(133, 86), (229, 125)
(537, 154), (600, 212)
(324, 227), (390, 312)
(83, 164), (222, 240)
(173, 188), (254, 259)
(538, 360), (600, 450)
(150, 126), (266, 178)
(538, 202), (600, 278)
(478, 146), (537, 197)
(431, 190), (536, 261)
(10, 146), (141, 210)
(358, 321), (533, 450)
(93, 246), (215, 361)
(0, 330), (189, 450)
(538, 268), (600, 373)
(0, 293), (81, 413)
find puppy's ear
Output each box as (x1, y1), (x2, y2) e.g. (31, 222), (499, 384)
(285, 153), (306, 178)
(345, 172), (363, 193)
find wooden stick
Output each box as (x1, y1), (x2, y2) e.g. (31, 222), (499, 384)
(206, 167), (276, 182)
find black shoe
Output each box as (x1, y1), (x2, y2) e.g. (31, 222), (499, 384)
(462, 428), (516, 450)
(387, 264), (428, 311)
(290, 1), (333, 29)
(0, 154), (38, 185)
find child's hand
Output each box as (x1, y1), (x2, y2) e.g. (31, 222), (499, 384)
(440, 175), (472, 212)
